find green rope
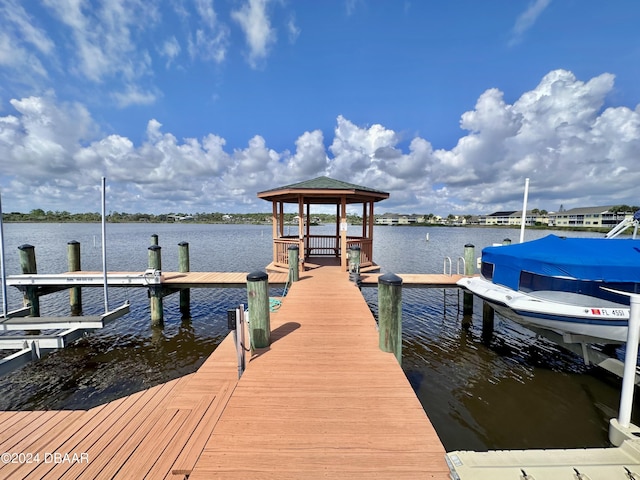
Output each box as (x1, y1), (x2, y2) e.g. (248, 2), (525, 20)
(268, 269), (292, 312)
(269, 297), (282, 312)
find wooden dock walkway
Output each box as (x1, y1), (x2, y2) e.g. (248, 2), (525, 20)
(0, 265), (449, 478)
(189, 264), (449, 479)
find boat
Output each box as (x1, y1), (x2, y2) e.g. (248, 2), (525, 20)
(458, 232), (640, 343)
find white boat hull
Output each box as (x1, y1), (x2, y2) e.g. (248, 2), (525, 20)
(458, 276), (630, 343)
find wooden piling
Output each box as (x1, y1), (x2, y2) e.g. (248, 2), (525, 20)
(378, 272), (402, 365)
(148, 245), (163, 326)
(287, 245), (299, 283)
(348, 245), (361, 284)
(247, 271), (270, 349)
(67, 240), (82, 315)
(151, 234), (159, 246)
(462, 243), (475, 318)
(463, 244), (475, 275)
(178, 241), (190, 318)
(18, 244), (39, 316)
(482, 301), (495, 344)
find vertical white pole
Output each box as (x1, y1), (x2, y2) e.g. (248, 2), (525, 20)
(618, 293), (640, 428)
(0, 190), (7, 318)
(519, 178), (530, 243)
(101, 177), (109, 313)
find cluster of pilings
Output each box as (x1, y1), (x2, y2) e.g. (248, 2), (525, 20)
(12, 235), (480, 365)
(146, 234), (191, 326)
(243, 244), (406, 365)
(13, 235), (193, 327)
(460, 240), (512, 343)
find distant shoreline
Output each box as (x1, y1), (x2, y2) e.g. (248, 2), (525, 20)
(1, 217), (613, 234)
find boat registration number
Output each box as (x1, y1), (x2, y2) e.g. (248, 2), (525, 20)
(590, 308), (627, 317)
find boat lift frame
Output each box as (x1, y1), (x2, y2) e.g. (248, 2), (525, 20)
(0, 178), (131, 376)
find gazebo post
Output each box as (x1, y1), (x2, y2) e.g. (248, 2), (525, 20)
(340, 195), (348, 271)
(369, 201), (375, 239)
(271, 201), (278, 261)
(306, 200), (311, 248)
(335, 204), (340, 258)
(298, 195), (305, 260)
(362, 203), (367, 239)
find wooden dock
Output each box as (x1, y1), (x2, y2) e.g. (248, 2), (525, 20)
(0, 264), (450, 479)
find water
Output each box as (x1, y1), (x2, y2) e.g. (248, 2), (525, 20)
(0, 223), (631, 451)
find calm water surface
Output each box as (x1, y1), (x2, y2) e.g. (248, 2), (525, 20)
(0, 223), (631, 452)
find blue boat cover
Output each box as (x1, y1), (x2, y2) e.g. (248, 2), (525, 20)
(483, 234), (640, 291)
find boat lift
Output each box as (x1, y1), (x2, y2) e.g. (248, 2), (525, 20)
(0, 178), (130, 376)
(605, 210), (640, 239)
(446, 291), (640, 479)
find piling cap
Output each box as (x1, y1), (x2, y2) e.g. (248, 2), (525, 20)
(378, 273), (402, 286)
(67, 240), (80, 245)
(18, 244), (34, 250)
(288, 244), (299, 250)
(464, 243), (474, 248)
(178, 241), (189, 246)
(148, 245), (161, 251)
(349, 245), (361, 251)
(247, 271), (268, 282)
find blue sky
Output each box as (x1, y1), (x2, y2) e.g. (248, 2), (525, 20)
(1, 0), (639, 216)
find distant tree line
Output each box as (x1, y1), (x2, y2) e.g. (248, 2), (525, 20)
(2, 209), (363, 224)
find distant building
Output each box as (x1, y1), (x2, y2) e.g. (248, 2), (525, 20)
(480, 210), (548, 226)
(479, 211), (516, 226)
(548, 206), (631, 228)
(376, 213), (423, 225)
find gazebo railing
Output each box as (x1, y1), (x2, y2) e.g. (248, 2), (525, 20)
(273, 235), (373, 268)
(347, 237), (372, 267)
(305, 235), (340, 257)
(274, 237), (300, 268)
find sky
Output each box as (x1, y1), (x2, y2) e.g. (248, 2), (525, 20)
(1, 0), (640, 216)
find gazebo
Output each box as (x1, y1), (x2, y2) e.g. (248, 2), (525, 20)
(257, 176), (389, 272)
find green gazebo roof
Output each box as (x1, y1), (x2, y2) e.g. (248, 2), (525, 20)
(257, 176), (389, 204)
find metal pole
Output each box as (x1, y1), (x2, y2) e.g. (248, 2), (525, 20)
(101, 177), (109, 313)
(519, 177), (529, 243)
(236, 304), (246, 378)
(618, 293), (640, 428)
(0, 190), (7, 318)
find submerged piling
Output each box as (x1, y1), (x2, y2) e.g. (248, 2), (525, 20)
(18, 244), (39, 316)
(67, 240), (82, 315)
(378, 272), (402, 365)
(178, 242), (190, 318)
(462, 243), (475, 321)
(482, 301), (495, 344)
